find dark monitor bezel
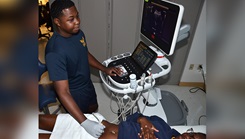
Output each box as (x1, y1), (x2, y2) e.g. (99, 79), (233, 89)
(140, 0), (184, 56)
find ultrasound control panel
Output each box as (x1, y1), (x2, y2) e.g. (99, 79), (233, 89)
(108, 41), (157, 84)
(108, 57), (146, 83)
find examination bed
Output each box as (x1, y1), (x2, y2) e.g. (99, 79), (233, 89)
(39, 113), (206, 139)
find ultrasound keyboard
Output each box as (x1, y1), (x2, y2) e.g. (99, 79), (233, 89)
(107, 41), (157, 84)
(108, 57), (148, 84)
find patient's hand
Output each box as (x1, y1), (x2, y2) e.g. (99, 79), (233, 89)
(137, 117), (159, 139)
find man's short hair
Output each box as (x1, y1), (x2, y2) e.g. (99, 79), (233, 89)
(50, 0), (75, 18)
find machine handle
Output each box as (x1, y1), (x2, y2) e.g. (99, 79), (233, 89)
(162, 58), (171, 74)
(152, 57), (172, 79)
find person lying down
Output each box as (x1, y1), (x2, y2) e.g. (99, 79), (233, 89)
(39, 112), (206, 139)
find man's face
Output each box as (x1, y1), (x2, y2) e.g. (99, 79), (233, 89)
(55, 6), (80, 37)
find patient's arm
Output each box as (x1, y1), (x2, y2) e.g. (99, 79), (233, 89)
(39, 114), (57, 131)
(99, 120), (118, 139)
(39, 134), (51, 139)
(39, 114), (56, 139)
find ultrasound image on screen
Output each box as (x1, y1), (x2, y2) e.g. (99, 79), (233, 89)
(141, 0), (180, 55)
(143, 5), (167, 39)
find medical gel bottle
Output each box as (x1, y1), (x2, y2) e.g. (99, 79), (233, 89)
(129, 74), (137, 89)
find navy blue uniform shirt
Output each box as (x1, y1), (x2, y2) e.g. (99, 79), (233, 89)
(45, 30), (97, 112)
(118, 112), (180, 139)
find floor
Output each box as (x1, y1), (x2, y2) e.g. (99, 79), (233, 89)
(39, 26), (206, 126)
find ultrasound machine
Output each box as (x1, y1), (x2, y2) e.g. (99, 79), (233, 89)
(99, 0), (190, 124)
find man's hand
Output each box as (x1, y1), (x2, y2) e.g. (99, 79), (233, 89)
(137, 117), (159, 139)
(104, 66), (122, 76)
(81, 119), (105, 138)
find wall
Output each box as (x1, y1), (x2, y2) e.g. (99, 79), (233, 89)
(180, 1), (206, 83)
(110, 0), (142, 55)
(78, 0), (109, 82)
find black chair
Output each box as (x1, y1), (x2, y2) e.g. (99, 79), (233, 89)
(38, 60), (60, 114)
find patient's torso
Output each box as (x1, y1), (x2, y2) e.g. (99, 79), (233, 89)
(100, 120), (118, 139)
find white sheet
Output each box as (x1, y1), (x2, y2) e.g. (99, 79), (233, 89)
(50, 113), (105, 139)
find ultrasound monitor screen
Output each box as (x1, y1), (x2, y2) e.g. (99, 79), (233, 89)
(132, 41), (157, 71)
(141, 0), (184, 56)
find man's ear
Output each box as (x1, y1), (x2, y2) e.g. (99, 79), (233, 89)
(53, 18), (61, 27)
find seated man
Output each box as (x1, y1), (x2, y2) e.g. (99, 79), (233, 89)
(39, 112), (206, 139)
